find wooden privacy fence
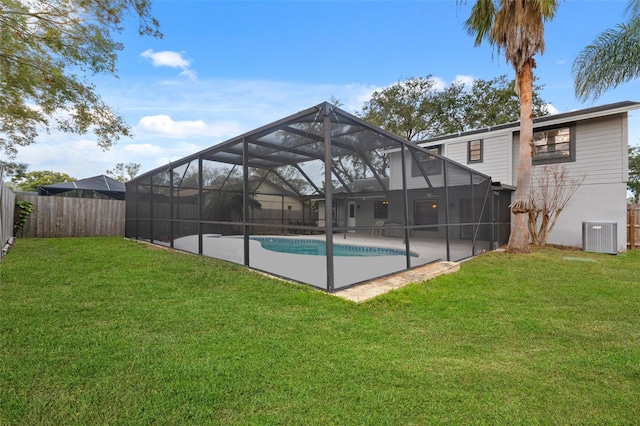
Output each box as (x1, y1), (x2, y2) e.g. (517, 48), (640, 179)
(7, 190), (639, 247)
(15, 194), (125, 238)
(629, 204), (640, 250)
(1, 167), (16, 260)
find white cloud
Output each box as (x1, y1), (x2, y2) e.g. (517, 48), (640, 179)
(21, 75), (627, 181)
(432, 77), (448, 91)
(136, 115), (206, 138)
(342, 83), (382, 110)
(121, 143), (165, 156)
(545, 103), (560, 115)
(141, 49), (189, 68)
(140, 49), (197, 81)
(15, 136), (118, 178)
(179, 69), (198, 81)
(454, 74), (476, 87)
(134, 114), (244, 140)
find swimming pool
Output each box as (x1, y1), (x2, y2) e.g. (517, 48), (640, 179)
(250, 237), (419, 257)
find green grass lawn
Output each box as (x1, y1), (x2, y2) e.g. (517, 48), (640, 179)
(1, 237), (639, 424)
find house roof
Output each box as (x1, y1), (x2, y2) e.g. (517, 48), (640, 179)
(418, 100), (640, 147)
(334, 177), (390, 194)
(38, 175), (125, 199)
(173, 176), (301, 198)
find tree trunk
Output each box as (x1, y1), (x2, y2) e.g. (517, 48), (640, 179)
(507, 59), (535, 252)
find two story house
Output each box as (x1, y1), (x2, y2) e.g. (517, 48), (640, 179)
(391, 101), (639, 251)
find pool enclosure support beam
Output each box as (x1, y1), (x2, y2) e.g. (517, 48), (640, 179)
(470, 170), (476, 256)
(406, 146), (435, 189)
(128, 181), (138, 240)
(169, 166), (174, 249)
(400, 145), (412, 270)
(149, 174), (154, 246)
(350, 143), (389, 195)
(269, 168), (303, 197)
(198, 157), (204, 256)
(444, 162), (451, 261)
(478, 179), (492, 251)
(331, 165), (352, 194)
(293, 163), (323, 196)
(243, 138), (250, 267)
(323, 109), (335, 292)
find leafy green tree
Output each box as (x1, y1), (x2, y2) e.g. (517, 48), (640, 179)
(0, 0), (161, 159)
(361, 76), (439, 141)
(629, 146), (640, 203)
(361, 75), (548, 140)
(14, 170), (75, 192)
(358, 75), (548, 183)
(0, 161), (28, 182)
(462, 0), (560, 252)
(106, 162), (141, 183)
(251, 166), (312, 195)
(432, 75), (549, 135)
(573, 0), (640, 101)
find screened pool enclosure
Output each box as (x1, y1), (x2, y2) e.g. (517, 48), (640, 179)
(126, 102), (510, 291)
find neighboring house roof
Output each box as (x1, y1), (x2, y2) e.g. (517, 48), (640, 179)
(38, 175), (125, 200)
(173, 177), (300, 199)
(417, 100), (640, 147)
(247, 177), (300, 197)
(334, 177), (390, 194)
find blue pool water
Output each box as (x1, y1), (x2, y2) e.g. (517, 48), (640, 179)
(251, 237), (419, 257)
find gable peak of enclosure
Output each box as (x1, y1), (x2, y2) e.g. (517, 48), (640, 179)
(126, 101), (505, 291)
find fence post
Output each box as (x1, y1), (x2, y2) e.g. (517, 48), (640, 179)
(632, 207), (637, 250)
(627, 205), (636, 250)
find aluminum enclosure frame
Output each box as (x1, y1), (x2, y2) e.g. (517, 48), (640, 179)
(126, 102), (505, 292)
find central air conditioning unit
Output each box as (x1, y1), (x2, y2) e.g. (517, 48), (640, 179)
(582, 221), (617, 254)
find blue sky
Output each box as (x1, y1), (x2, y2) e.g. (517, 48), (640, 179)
(12, 0), (640, 179)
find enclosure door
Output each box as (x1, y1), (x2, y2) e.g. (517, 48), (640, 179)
(347, 201), (356, 232)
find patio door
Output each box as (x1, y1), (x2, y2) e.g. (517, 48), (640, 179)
(347, 201), (356, 231)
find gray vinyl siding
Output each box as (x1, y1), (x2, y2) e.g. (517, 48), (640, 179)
(394, 113), (628, 190)
(388, 134), (514, 191)
(517, 114), (627, 186)
(388, 151), (404, 191)
(446, 134), (513, 185)
(568, 115), (626, 185)
(535, 182), (628, 251)
(389, 151), (445, 190)
(389, 106), (634, 251)
(524, 114), (629, 251)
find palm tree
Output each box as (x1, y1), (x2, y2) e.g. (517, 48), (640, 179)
(573, 0), (640, 101)
(461, 0), (559, 251)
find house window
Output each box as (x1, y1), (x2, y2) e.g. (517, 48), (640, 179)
(374, 200), (389, 219)
(532, 125), (575, 164)
(414, 199), (439, 231)
(411, 145), (442, 177)
(468, 139), (483, 163)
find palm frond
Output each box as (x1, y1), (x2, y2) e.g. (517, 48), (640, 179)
(573, 16), (640, 101)
(485, 0), (558, 71)
(463, 0), (497, 47)
(535, 0), (561, 19)
(624, 0), (640, 19)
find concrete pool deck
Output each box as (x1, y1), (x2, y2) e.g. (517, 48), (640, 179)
(133, 234), (463, 301)
(170, 233), (463, 289)
(151, 233), (472, 297)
